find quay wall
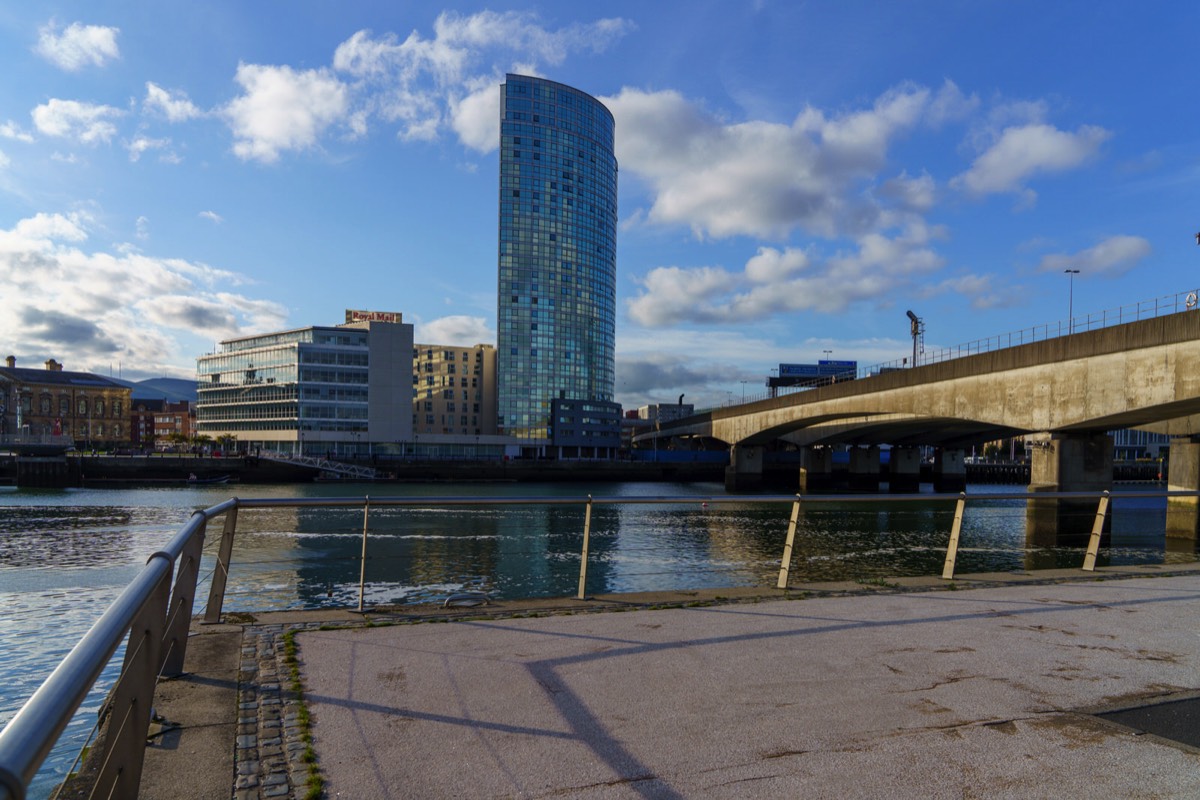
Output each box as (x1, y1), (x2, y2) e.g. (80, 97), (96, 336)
(0, 455), (1154, 488)
(0, 454), (727, 487)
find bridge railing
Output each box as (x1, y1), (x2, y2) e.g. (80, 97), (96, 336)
(711, 288), (1200, 409)
(2, 488), (1197, 800)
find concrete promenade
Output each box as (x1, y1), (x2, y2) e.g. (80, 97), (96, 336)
(148, 566), (1200, 799)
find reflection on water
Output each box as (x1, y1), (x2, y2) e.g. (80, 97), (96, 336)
(0, 481), (1196, 799)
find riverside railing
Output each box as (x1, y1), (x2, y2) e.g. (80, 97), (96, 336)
(2, 488), (1197, 800)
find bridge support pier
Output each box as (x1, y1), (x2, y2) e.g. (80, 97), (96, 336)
(933, 448), (966, 493)
(848, 446), (880, 491)
(1027, 432), (1113, 546)
(797, 447), (833, 493)
(725, 444), (764, 492)
(889, 447), (922, 493)
(1166, 437), (1200, 544)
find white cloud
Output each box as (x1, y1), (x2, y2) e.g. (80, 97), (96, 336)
(926, 274), (1025, 310)
(414, 315), (493, 345)
(135, 216), (149, 240)
(13, 211), (89, 241)
(0, 212), (288, 376)
(627, 222), (947, 327)
(0, 150), (8, 169)
(952, 123), (1110, 198)
(127, 136), (171, 162)
(32, 99), (122, 145)
(614, 327), (914, 410)
(1037, 235), (1152, 277)
(0, 121), (35, 143)
(878, 171), (937, 213)
(199, 211), (224, 224)
(332, 11), (632, 149)
(223, 63), (349, 163)
(604, 83), (939, 240)
(35, 21), (120, 71)
(926, 80), (979, 127)
(449, 78), (500, 151)
(144, 83), (203, 122)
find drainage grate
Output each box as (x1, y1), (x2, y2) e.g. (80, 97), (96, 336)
(1095, 697), (1200, 749)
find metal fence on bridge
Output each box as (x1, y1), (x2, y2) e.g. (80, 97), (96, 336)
(713, 288), (1200, 409)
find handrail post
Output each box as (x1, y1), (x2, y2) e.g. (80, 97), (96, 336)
(577, 495), (593, 600)
(1082, 491), (1111, 571)
(93, 566), (171, 799)
(204, 503), (239, 623)
(941, 492), (967, 580)
(161, 512), (206, 677)
(776, 495), (802, 589)
(358, 496), (370, 612)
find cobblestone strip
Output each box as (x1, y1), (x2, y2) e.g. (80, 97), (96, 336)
(234, 623), (326, 800)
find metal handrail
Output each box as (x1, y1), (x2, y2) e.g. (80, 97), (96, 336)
(0, 501), (229, 800)
(4, 487), (1198, 799)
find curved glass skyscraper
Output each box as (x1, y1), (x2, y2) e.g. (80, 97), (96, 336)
(497, 74), (617, 440)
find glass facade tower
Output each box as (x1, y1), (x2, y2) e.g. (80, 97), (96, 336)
(497, 74), (617, 439)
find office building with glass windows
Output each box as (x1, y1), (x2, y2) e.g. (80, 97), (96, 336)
(196, 311), (412, 457)
(496, 74), (619, 452)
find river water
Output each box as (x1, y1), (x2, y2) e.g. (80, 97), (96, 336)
(1, 480), (1195, 797)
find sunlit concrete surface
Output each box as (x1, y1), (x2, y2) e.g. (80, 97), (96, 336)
(299, 575), (1200, 799)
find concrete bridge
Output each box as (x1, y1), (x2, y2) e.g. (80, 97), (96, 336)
(641, 310), (1200, 538)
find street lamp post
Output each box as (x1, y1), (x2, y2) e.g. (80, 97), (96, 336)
(740, 380), (748, 402)
(1064, 269), (1080, 333)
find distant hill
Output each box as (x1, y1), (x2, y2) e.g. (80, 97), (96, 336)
(111, 377), (198, 403)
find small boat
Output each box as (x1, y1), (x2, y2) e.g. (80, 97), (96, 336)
(186, 474), (234, 485)
(443, 591), (490, 608)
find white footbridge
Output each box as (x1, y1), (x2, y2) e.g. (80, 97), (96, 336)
(258, 452), (383, 481)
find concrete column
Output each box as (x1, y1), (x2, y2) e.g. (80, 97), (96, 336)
(724, 444), (765, 492)
(797, 446), (833, 493)
(848, 446), (880, 491)
(1166, 437), (1200, 543)
(1026, 432), (1113, 546)
(933, 448), (966, 493)
(888, 446), (922, 493)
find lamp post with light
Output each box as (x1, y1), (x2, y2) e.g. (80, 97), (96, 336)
(1064, 269), (1080, 333)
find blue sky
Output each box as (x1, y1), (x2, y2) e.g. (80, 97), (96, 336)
(1, 2), (1197, 410)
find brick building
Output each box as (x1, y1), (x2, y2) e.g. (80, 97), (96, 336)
(0, 356), (132, 448)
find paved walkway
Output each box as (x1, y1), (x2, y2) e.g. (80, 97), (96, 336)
(145, 568), (1200, 799)
(295, 573), (1200, 799)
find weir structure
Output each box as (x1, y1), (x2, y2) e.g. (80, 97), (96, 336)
(641, 301), (1200, 541)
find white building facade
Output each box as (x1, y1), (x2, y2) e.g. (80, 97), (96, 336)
(196, 311), (413, 457)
